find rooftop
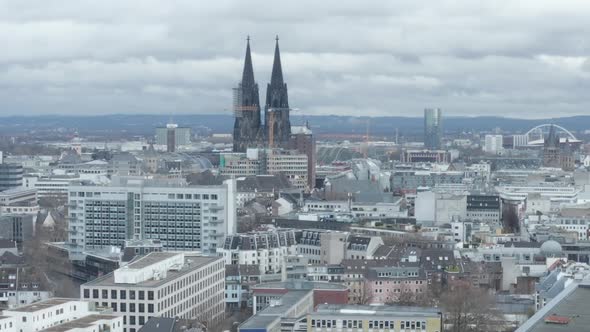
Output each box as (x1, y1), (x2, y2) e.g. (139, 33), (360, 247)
(41, 314), (120, 332)
(8, 298), (74, 313)
(83, 253), (220, 288)
(313, 304), (441, 317)
(517, 283), (590, 332)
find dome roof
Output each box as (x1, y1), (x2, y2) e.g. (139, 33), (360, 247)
(540, 240), (562, 256)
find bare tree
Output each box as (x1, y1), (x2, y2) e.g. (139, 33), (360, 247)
(441, 283), (504, 332)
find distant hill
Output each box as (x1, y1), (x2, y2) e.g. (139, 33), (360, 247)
(1, 114), (589, 137)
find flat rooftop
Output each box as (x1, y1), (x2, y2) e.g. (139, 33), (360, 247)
(519, 284), (590, 332)
(8, 298), (74, 313)
(83, 253), (220, 288)
(41, 314), (120, 332)
(313, 304), (442, 318)
(252, 280), (348, 291)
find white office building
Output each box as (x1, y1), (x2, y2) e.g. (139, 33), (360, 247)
(67, 177), (236, 259)
(81, 252), (225, 332)
(484, 135), (503, 155)
(0, 298), (123, 332)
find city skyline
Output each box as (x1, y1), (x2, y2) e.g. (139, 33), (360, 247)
(1, 1), (590, 119)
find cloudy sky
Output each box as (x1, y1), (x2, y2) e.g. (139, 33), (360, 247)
(1, 0), (590, 118)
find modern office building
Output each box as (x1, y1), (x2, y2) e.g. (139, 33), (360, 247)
(155, 123), (191, 152)
(0, 187), (39, 215)
(0, 162), (23, 191)
(67, 177), (236, 260)
(81, 252), (225, 332)
(424, 108), (442, 150)
(0, 298), (124, 332)
(484, 134), (504, 155)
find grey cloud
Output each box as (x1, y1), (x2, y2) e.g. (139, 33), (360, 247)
(1, 0), (590, 118)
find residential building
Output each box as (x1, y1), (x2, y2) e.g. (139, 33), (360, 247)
(0, 266), (52, 308)
(218, 229), (298, 274)
(81, 252), (225, 332)
(67, 177), (236, 259)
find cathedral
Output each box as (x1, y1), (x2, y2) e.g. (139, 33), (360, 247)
(232, 37), (292, 152)
(542, 125), (575, 171)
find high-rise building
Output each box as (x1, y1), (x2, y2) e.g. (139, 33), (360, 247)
(290, 123), (316, 190)
(424, 108), (442, 150)
(0, 162), (23, 191)
(265, 37), (291, 149)
(484, 134), (503, 155)
(67, 177), (236, 260)
(81, 252), (225, 332)
(155, 123), (191, 152)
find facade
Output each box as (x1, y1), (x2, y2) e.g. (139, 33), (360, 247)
(466, 194), (501, 223)
(0, 214), (36, 248)
(0, 298), (123, 332)
(67, 177), (236, 259)
(0, 162), (23, 191)
(0, 187), (39, 215)
(401, 150), (450, 163)
(308, 304), (443, 332)
(391, 170), (464, 192)
(23, 175), (78, 200)
(0, 266), (52, 308)
(424, 108), (442, 150)
(218, 229), (298, 274)
(81, 252), (225, 332)
(220, 149), (308, 190)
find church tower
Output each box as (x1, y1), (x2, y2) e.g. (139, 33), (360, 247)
(265, 36), (291, 148)
(233, 37), (263, 152)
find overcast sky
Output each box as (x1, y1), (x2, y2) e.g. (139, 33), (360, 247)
(1, 0), (590, 118)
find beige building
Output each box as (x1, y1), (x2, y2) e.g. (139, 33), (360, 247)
(308, 304), (443, 332)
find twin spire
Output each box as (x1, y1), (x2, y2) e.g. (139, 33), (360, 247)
(241, 36), (284, 87)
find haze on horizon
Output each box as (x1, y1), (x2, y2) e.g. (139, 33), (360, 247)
(1, 0), (590, 119)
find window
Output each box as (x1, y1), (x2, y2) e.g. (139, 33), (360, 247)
(120, 303), (127, 312)
(111, 290), (117, 299)
(139, 303), (145, 312)
(83, 289), (90, 298)
(102, 290), (108, 299)
(93, 289), (99, 299)
(130, 291), (136, 300)
(130, 303), (136, 312)
(148, 291), (154, 300)
(120, 290), (127, 299)
(148, 304), (154, 313)
(139, 291), (145, 300)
